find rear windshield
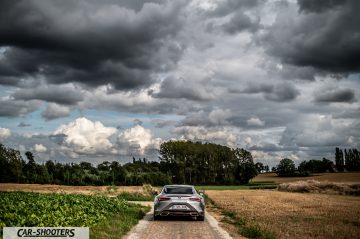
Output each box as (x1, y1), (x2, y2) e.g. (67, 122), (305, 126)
(164, 187), (193, 194)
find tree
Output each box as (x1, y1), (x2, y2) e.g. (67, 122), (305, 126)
(159, 141), (257, 185)
(24, 151), (37, 183)
(255, 162), (264, 173)
(335, 147), (344, 171)
(0, 145), (24, 183)
(298, 158), (334, 174)
(234, 148), (258, 184)
(276, 158), (296, 176)
(264, 165), (270, 172)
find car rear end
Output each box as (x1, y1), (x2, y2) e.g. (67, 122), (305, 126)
(154, 185), (205, 221)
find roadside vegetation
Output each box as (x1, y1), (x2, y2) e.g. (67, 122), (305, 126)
(207, 190), (360, 239)
(0, 192), (149, 239)
(278, 180), (360, 196)
(117, 184), (158, 201)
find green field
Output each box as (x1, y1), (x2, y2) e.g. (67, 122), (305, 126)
(0, 192), (150, 239)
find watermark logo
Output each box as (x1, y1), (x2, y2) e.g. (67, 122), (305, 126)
(3, 227), (89, 239)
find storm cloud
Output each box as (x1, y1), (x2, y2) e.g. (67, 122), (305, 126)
(314, 88), (356, 103)
(263, 0), (360, 73)
(0, 0), (186, 90)
(235, 82), (300, 102)
(0, 0), (359, 166)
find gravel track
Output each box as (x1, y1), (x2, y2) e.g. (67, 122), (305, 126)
(124, 202), (232, 239)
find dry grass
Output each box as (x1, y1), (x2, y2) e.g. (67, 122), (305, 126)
(278, 180), (360, 196)
(0, 183), (144, 196)
(207, 190), (360, 239)
(253, 172), (360, 184)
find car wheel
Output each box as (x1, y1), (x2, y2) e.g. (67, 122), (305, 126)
(197, 215), (205, 221)
(153, 214), (160, 220)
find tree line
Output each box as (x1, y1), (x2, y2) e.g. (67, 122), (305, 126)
(159, 141), (258, 184)
(275, 147), (360, 176)
(335, 147), (360, 172)
(0, 141), (258, 185)
(0, 144), (170, 186)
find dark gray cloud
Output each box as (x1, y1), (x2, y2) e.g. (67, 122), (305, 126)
(13, 84), (83, 105)
(222, 12), (260, 34)
(209, 0), (264, 17)
(280, 125), (350, 148)
(298, 0), (347, 13)
(133, 119), (143, 126)
(263, 0), (360, 73)
(0, 0), (359, 165)
(236, 83), (273, 94)
(264, 83), (300, 102)
(0, 0), (186, 90)
(41, 103), (70, 121)
(204, 0), (263, 35)
(314, 88), (356, 103)
(49, 134), (67, 145)
(0, 98), (40, 117)
(264, 62), (318, 81)
(179, 109), (232, 127)
(233, 82), (300, 102)
(155, 76), (214, 101)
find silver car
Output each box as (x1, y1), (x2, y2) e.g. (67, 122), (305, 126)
(153, 185), (205, 221)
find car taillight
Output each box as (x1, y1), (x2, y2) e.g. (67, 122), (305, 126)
(158, 197), (170, 201)
(189, 197), (201, 202)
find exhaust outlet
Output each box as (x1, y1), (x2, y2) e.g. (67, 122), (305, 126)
(160, 212), (169, 216)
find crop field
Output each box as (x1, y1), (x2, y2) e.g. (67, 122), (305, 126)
(196, 182), (277, 191)
(0, 192), (149, 239)
(0, 183), (144, 196)
(207, 190), (360, 239)
(253, 172), (360, 184)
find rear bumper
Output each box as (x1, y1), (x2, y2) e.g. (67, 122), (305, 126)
(156, 210), (204, 217)
(154, 202), (204, 217)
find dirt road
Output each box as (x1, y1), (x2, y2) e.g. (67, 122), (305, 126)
(125, 202), (232, 239)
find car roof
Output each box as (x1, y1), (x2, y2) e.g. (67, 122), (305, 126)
(163, 184), (194, 187)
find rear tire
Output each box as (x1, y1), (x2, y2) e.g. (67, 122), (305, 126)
(197, 214), (205, 221)
(153, 214), (160, 220)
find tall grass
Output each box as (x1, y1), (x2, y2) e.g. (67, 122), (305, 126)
(278, 180), (360, 195)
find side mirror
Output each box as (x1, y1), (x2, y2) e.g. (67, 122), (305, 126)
(153, 191), (159, 196)
(199, 192), (204, 196)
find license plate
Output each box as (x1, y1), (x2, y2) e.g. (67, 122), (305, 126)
(170, 205), (189, 210)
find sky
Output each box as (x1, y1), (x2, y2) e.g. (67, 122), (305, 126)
(0, 0), (359, 167)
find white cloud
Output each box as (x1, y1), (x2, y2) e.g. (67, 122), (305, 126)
(172, 126), (237, 147)
(247, 117), (265, 126)
(34, 143), (47, 153)
(118, 125), (161, 155)
(0, 127), (11, 140)
(54, 117), (117, 154)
